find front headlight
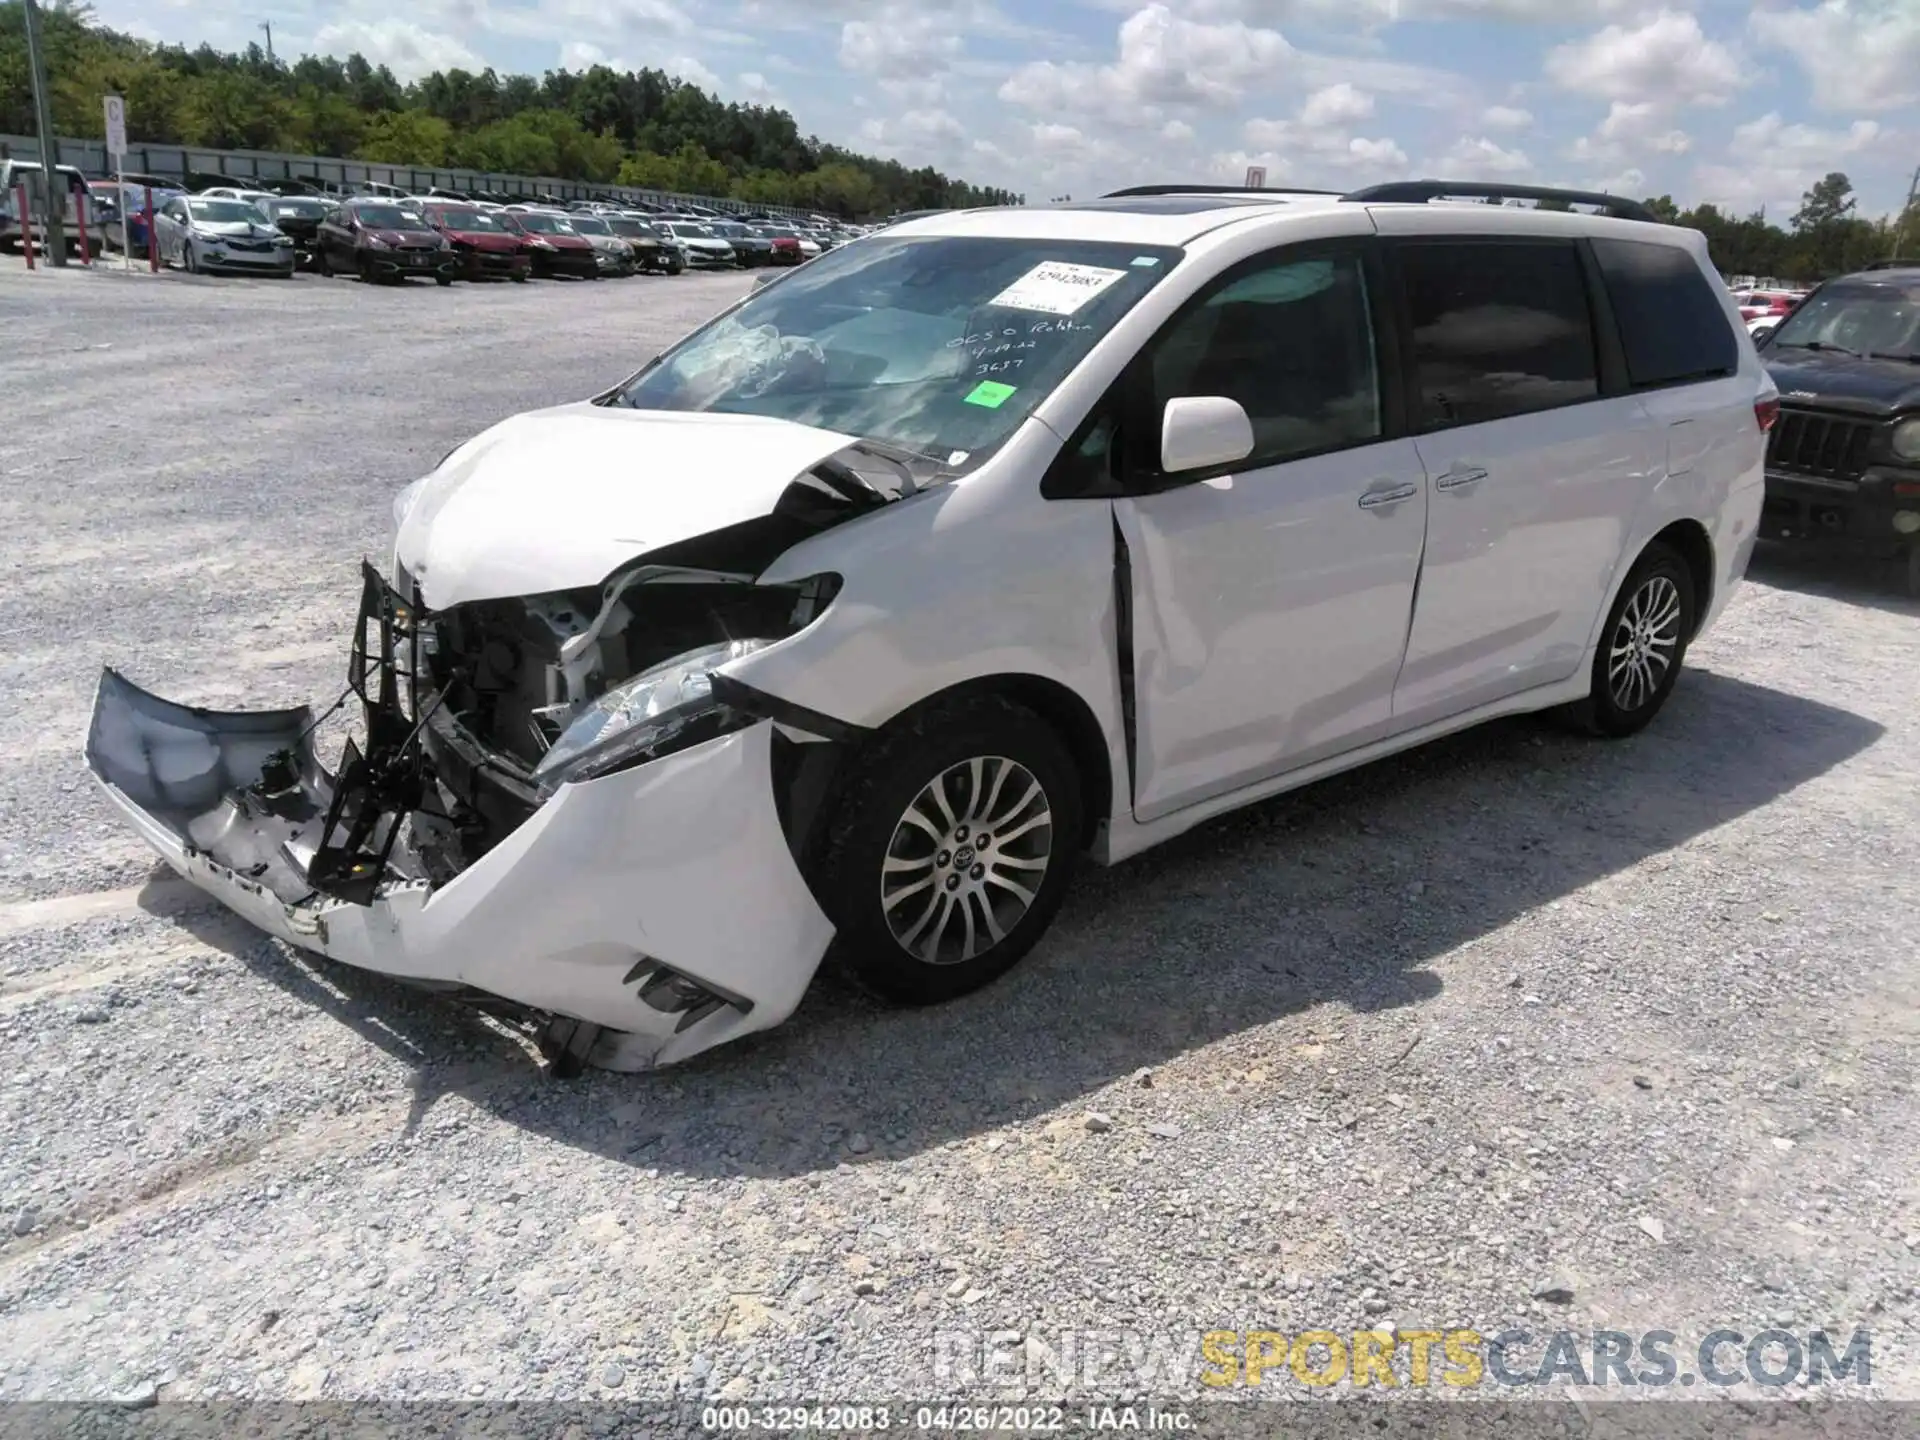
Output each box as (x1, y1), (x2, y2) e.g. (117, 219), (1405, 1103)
(365, 234), (389, 249)
(532, 639), (771, 795)
(1893, 419), (1920, 462)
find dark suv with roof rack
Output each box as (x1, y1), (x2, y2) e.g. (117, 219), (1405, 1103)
(1755, 260), (1920, 594)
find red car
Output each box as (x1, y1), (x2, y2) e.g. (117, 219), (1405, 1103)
(423, 204), (530, 282)
(1737, 290), (1803, 322)
(498, 209), (599, 279)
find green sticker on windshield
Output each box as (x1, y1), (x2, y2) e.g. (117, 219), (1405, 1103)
(965, 380), (1018, 409)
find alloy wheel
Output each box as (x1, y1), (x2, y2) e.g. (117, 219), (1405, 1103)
(880, 756), (1053, 966)
(1607, 574), (1682, 712)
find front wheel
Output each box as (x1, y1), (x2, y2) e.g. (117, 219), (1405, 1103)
(182, 240), (198, 274)
(1567, 541), (1696, 737)
(813, 695), (1082, 1006)
(434, 274), (453, 287)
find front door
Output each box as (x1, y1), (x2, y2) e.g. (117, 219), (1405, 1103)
(1114, 244), (1429, 823)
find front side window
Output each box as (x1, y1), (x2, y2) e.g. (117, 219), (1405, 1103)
(612, 235), (1183, 469)
(1593, 238), (1737, 388)
(1149, 252), (1381, 467)
(1400, 241), (1599, 429)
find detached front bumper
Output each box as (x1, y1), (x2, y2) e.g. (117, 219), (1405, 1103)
(84, 668), (835, 1072)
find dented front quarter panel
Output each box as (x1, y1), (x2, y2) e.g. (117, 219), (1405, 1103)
(732, 419), (1130, 818)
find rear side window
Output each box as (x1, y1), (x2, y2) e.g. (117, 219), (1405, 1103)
(1399, 242), (1599, 429)
(1593, 238), (1737, 388)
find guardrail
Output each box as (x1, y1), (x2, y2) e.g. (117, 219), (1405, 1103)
(0, 133), (825, 222)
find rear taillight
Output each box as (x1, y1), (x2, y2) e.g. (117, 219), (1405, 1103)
(1755, 397), (1780, 433)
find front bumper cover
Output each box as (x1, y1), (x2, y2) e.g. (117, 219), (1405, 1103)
(84, 586), (836, 1072)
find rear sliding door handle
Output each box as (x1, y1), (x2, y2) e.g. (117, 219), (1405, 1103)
(1357, 482), (1419, 510)
(1435, 466), (1489, 492)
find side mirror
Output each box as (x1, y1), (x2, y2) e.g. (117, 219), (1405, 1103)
(1161, 396), (1255, 475)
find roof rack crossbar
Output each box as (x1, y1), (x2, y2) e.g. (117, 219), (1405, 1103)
(1338, 180), (1659, 224)
(1100, 184), (1344, 199)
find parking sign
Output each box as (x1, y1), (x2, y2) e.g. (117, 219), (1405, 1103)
(104, 94), (127, 157)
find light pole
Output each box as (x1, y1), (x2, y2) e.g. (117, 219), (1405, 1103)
(260, 21), (275, 64)
(21, 0), (68, 265)
(1891, 164), (1920, 259)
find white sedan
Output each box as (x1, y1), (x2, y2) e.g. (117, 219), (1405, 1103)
(153, 195), (296, 276)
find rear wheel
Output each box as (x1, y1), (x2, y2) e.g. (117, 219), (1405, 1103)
(1566, 541), (1696, 737)
(813, 695), (1082, 1006)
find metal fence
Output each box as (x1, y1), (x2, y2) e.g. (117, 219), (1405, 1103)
(0, 132), (825, 221)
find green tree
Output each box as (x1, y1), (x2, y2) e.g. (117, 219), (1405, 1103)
(356, 109), (453, 166)
(1791, 172), (1855, 233)
(1641, 194), (1681, 224)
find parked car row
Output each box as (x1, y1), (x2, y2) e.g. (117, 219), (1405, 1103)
(31, 175), (874, 283)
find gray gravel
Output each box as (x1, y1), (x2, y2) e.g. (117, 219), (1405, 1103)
(1, 255), (1917, 1406)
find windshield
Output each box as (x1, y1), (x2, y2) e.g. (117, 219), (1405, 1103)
(271, 199), (328, 219)
(353, 204), (429, 230)
(607, 219), (657, 238)
(1771, 283), (1920, 357)
(709, 223), (748, 237)
(666, 223), (710, 238)
(514, 212), (575, 235)
(187, 199), (269, 224)
(434, 208), (502, 231)
(568, 216), (611, 235)
(613, 236), (1182, 466)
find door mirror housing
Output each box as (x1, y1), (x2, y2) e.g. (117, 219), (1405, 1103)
(1161, 396), (1255, 475)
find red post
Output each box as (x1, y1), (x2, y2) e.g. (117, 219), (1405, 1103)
(145, 186), (158, 272)
(76, 189), (91, 265)
(16, 184), (32, 270)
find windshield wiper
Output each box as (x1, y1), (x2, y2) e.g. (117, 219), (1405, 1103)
(1778, 340), (1862, 357)
(1867, 351), (1920, 364)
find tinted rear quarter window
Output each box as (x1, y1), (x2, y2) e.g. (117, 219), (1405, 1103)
(1593, 238), (1737, 388)
(1399, 241), (1599, 429)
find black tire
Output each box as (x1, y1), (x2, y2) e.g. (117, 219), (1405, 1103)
(358, 255), (375, 284)
(511, 270), (528, 283)
(813, 694), (1082, 1006)
(314, 245), (330, 277)
(435, 274), (453, 287)
(1565, 540), (1696, 737)
(182, 239), (198, 274)
(1903, 545), (1920, 601)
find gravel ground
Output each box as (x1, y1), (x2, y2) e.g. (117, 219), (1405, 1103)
(1, 255), (1916, 1410)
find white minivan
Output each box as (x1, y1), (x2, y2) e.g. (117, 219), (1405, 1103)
(88, 182), (1774, 1073)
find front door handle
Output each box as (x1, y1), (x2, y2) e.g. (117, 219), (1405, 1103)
(1357, 482), (1419, 511)
(1435, 466), (1489, 492)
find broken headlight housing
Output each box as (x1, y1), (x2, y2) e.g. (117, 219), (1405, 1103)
(530, 638), (771, 797)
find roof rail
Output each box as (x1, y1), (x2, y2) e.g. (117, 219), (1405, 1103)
(1339, 180), (1659, 225)
(1101, 184), (1344, 199)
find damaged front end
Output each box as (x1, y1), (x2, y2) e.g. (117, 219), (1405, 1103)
(86, 518), (869, 1072)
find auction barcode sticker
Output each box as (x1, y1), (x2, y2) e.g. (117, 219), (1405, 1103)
(988, 261), (1129, 316)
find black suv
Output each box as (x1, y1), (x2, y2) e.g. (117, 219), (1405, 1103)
(1757, 260), (1920, 594)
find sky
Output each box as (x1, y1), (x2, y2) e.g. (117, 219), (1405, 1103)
(101, 0), (1920, 218)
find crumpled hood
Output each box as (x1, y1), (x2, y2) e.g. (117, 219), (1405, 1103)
(583, 235), (630, 254)
(443, 229), (519, 251)
(396, 404), (859, 609)
(1765, 349), (1920, 416)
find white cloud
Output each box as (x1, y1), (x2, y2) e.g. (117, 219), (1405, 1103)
(1434, 135), (1534, 177)
(559, 40), (638, 72)
(1299, 83), (1374, 128)
(840, 12), (964, 73)
(1751, 0), (1920, 112)
(667, 53), (722, 90)
(1568, 100), (1691, 165)
(737, 71), (778, 102)
(1481, 105), (1533, 131)
(1544, 10), (1742, 106)
(1690, 112), (1891, 217)
(1000, 4), (1298, 124)
(309, 19), (482, 81)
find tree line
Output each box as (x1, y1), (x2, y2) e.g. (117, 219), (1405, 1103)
(1636, 174), (1918, 285)
(0, 1), (1021, 216)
